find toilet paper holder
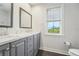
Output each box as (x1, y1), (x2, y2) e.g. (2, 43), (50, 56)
(64, 41), (71, 49)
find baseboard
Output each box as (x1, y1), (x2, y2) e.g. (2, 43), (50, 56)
(39, 47), (69, 55)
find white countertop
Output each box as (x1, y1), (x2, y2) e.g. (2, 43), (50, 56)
(0, 32), (40, 46)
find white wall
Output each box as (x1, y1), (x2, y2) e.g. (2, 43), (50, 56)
(32, 3), (79, 55)
(0, 3), (32, 35)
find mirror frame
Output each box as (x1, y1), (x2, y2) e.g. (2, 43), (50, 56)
(0, 3), (13, 28)
(19, 7), (32, 29)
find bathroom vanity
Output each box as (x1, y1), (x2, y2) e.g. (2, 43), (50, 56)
(0, 32), (41, 56)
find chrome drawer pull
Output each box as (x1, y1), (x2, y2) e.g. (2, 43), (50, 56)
(12, 45), (15, 48)
(6, 47), (10, 51)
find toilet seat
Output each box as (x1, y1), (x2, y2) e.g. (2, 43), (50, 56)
(68, 49), (79, 56)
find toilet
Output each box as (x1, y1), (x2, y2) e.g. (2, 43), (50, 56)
(68, 49), (79, 56)
(64, 41), (79, 56)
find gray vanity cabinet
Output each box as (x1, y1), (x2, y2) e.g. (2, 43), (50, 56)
(11, 39), (25, 56)
(27, 35), (34, 56)
(0, 44), (10, 56)
(0, 32), (40, 56)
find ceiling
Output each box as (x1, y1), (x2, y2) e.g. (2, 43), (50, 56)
(30, 3), (62, 6)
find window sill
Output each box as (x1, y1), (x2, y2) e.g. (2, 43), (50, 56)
(45, 33), (64, 36)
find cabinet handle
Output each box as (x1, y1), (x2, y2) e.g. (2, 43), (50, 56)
(29, 38), (31, 40)
(12, 45), (15, 48)
(29, 50), (32, 53)
(6, 47), (10, 51)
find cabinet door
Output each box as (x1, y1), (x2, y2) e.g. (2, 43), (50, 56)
(0, 44), (10, 56)
(24, 37), (28, 56)
(27, 36), (33, 56)
(33, 34), (38, 56)
(4, 48), (10, 56)
(37, 33), (40, 50)
(16, 41), (24, 56)
(10, 44), (16, 56)
(0, 51), (3, 56)
(11, 39), (24, 56)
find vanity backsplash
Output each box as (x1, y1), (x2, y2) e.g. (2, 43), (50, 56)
(0, 27), (32, 36)
(0, 28), (8, 36)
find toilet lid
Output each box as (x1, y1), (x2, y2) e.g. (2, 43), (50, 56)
(69, 49), (79, 56)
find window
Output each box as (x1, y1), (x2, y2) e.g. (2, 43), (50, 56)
(47, 7), (63, 35)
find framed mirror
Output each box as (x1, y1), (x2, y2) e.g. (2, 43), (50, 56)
(0, 3), (13, 27)
(19, 7), (32, 28)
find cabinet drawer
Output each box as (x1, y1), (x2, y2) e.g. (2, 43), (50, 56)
(28, 36), (33, 43)
(28, 49), (33, 56)
(28, 44), (33, 49)
(34, 35), (37, 39)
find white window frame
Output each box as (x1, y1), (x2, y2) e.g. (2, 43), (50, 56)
(45, 6), (64, 35)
